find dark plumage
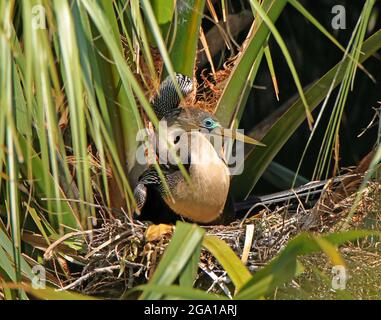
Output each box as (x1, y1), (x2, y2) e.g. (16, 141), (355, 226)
(134, 73), (233, 224)
(151, 73), (193, 120)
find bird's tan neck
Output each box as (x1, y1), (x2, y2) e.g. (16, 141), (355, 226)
(164, 132), (230, 223)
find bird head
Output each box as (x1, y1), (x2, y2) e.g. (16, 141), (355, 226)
(152, 73), (265, 149)
(164, 106), (265, 147)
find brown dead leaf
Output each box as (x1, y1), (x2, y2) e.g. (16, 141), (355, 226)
(145, 224), (174, 242)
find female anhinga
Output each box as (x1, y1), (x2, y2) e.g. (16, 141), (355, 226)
(133, 74), (263, 224)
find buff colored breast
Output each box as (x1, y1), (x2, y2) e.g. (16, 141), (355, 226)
(164, 131), (230, 223)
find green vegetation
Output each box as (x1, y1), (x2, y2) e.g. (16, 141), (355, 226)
(0, 0), (380, 300)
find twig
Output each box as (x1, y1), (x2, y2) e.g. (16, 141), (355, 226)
(241, 224), (254, 265)
(200, 264), (232, 299)
(57, 265), (121, 291)
(44, 230), (94, 261)
(84, 230), (131, 260)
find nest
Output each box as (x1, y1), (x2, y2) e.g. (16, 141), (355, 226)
(50, 172), (380, 298)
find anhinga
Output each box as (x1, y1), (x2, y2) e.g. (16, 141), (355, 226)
(132, 73), (332, 225)
(133, 73), (262, 224)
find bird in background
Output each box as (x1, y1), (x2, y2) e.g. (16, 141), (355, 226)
(132, 73), (339, 225)
(133, 73), (264, 225)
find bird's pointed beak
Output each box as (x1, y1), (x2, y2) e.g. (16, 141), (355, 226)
(213, 128), (266, 146)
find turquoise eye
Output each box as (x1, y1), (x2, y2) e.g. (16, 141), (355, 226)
(202, 117), (218, 129)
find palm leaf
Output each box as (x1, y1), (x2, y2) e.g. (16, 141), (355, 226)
(231, 28), (381, 200)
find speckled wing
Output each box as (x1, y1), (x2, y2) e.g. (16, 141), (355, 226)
(151, 73), (193, 120)
(133, 168), (164, 215)
(133, 183), (148, 215)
